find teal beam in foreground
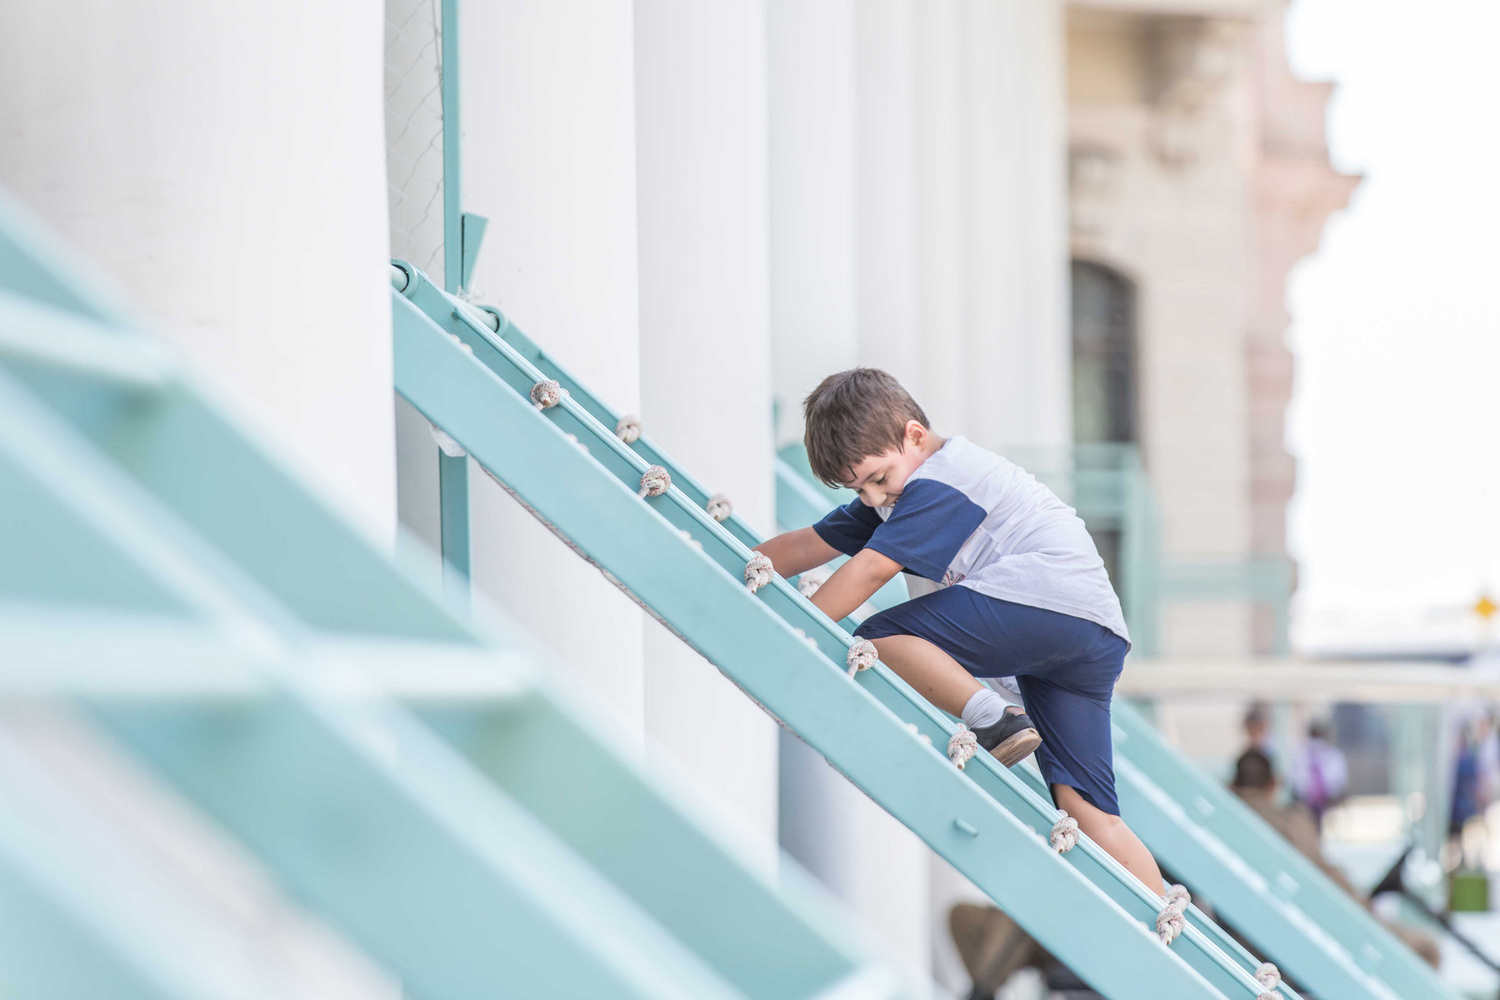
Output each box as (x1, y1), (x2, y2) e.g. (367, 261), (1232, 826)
(0, 736), (223, 1000)
(0, 195), (903, 1000)
(393, 279), (1280, 1000)
(95, 684), (753, 1000)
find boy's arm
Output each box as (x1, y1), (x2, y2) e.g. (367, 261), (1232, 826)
(753, 527), (841, 579)
(807, 548), (901, 622)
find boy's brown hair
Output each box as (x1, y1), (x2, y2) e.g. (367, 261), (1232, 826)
(803, 368), (929, 487)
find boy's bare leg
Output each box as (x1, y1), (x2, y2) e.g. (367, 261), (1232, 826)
(867, 635), (983, 717)
(1053, 784), (1165, 896)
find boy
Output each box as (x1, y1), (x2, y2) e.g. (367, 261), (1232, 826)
(754, 368), (1163, 893)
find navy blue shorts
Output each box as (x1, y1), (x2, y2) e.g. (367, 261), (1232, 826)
(854, 586), (1128, 815)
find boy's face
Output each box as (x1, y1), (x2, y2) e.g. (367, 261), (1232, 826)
(840, 420), (931, 508)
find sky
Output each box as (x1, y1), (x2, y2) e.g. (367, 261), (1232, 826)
(1282, 0), (1500, 644)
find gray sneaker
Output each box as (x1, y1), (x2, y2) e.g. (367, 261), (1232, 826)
(972, 711), (1042, 767)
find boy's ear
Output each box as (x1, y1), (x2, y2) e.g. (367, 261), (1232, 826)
(906, 420), (926, 447)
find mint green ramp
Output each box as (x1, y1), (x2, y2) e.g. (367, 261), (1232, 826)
(393, 262), (1304, 1000)
(775, 449), (1452, 1000)
(0, 193), (904, 1000)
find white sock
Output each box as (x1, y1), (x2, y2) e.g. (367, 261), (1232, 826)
(961, 688), (1007, 729)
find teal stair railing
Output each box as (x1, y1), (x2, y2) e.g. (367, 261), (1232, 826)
(0, 192), (906, 1000)
(392, 260), (1315, 1000)
(775, 437), (1451, 999)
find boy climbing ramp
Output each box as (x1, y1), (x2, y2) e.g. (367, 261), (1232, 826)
(754, 368), (1164, 895)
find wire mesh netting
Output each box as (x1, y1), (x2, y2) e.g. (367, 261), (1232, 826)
(385, 0), (446, 289)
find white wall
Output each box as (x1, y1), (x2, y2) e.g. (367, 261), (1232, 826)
(914, 0), (1071, 453)
(634, 0), (781, 854)
(455, 0), (648, 739)
(0, 0), (396, 534)
(768, 0), (859, 446)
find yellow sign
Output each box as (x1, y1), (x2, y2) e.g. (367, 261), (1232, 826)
(1476, 594), (1498, 620)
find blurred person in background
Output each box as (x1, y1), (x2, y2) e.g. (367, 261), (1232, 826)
(1448, 713), (1498, 870)
(1232, 749), (1440, 967)
(1242, 701), (1280, 777)
(1290, 719), (1348, 831)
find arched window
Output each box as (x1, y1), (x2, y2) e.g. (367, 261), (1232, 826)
(1071, 261), (1136, 444)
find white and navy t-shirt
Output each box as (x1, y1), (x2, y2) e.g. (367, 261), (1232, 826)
(812, 436), (1129, 643)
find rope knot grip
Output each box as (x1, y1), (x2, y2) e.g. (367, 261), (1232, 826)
(947, 725), (978, 769)
(615, 414), (641, 443)
(845, 638), (878, 676)
(1155, 884), (1191, 945)
(638, 465), (671, 498)
(530, 379), (566, 409)
(1049, 811), (1080, 853)
(706, 493), (733, 522)
(744, 553), (775, 592)
(1254, 962), (1282, 999)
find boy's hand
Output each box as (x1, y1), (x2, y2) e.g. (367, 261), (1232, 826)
(753, 527), (839, 579)
(808, 548), (901, 623)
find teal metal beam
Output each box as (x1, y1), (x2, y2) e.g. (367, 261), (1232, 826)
(437, 0), (471, 605)
(393, 279), (1281, 1000)
(460, 211), (488, 291)
(0, 192), (131, 327)
(1, 366), (473, 641)
(95, 683), (753, 1000)
(0, 734), (241, 1000)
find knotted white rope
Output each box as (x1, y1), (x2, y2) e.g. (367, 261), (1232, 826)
(797, 573), (824, 598)
(428, 424), (466, 458)
(1049, 811), (1080, 853)
(744, 553), (775, 592)
(1254, 963), (1280, 990)
(615, 414), (641, 443)
(947, 725), (979, 769)
(1253, 962), (1282, 999)
(706, 493), (733, 522)
(903, 722), (933, 746)
(1155, 884), (1191, 945)
(530, 379), (566, 409)
(845, 638), (878, 676)
(638, 465), (671, 498)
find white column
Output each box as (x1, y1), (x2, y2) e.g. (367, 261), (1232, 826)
(0, 0), (396, 533)
(768, 0), (932, 976)
(459, 1), (647, 740)
(911, 0), (968, 436)
(767, 0), (859, 446)
(855, 0), (923, 398)
(913, 0), (1070, 451)
(633, 0), (780, 855)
